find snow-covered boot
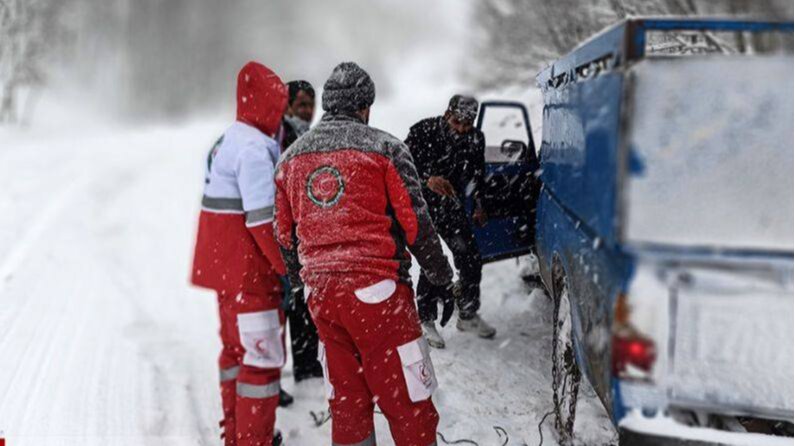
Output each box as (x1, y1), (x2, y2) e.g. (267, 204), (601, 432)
(422, 321), (446, 349)
(457, 313), (496, 339)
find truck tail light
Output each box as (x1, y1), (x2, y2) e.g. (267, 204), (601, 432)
(612, 293), (657, 380)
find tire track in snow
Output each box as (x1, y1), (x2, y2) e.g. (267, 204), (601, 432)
(85, 146), (216, 445)
(0, 153), (150, 441)
(0, 127), (219, 444)
(0, 176), (89, 294)
(0, 172), (93, 362)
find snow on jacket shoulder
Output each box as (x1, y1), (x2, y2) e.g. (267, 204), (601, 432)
(192, 121), (286, 294)
(274, 112), (453, 289)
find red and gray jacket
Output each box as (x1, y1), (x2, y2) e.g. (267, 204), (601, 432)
(191, 62), (287, 294)
(274, 112), (453, 290)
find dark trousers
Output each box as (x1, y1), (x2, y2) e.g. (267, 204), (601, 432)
(417, 206), (482, 322)
(287, 290), (323, 381)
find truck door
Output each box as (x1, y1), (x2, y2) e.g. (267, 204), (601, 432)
(471, 101), (539, 263)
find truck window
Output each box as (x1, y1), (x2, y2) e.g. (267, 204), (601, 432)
(479, 105), (531, 163)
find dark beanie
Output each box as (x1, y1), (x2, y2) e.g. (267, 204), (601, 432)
(322, 62), (376, 113)
(448, 94), (479, 124)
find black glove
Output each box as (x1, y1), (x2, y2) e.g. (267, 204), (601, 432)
(439, 283), (456, 327)
(440, 294), (455, 327)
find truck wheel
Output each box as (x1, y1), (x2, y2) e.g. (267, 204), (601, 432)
(552, 278), (581, 445)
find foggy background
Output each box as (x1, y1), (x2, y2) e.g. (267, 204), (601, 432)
(0, 0), (791, 129)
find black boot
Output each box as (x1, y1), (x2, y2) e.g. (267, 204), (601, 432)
(273, 429), (283, 445)
(294, 364), (324, 383)
(278, 389), (294, 407)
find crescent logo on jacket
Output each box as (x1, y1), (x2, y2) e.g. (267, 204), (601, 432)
(306, 165), (345, 208)
(191, 62), (288, 295)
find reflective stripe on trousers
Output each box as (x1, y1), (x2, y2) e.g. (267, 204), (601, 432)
(219, 365), (240, 382)
(236, 381), (280, 399)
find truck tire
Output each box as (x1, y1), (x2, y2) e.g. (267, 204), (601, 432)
(552, 272), (581, 445)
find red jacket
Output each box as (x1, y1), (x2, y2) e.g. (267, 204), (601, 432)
(191, 62), (287, 295)
(274, 113), (452, 290)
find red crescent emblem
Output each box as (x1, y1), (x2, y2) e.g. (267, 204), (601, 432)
(255, 339), (267, 352)
(307, 166), (345, 207)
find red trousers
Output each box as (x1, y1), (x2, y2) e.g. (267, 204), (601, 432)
(216, 288), (284, 446)
(307, 275), (440, 446)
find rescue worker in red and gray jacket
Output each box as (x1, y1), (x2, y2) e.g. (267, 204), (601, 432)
(191, 61), (287, 446)
(274, 62), (453, 446)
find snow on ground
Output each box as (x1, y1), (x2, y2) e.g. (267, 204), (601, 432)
(0, 121), (616, 445)
(0, 0), (621, 443)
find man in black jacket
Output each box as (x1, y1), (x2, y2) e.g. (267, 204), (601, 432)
(282, 80), (315, 148)
(405, 95), (496, 349)
(280, 80), (324, 400)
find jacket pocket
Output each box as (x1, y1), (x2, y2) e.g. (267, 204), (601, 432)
(317, 341), (334, 400)
(354, 279), (397, 304)
(237, 309), (284, 369)
(397, 337), (438, 402)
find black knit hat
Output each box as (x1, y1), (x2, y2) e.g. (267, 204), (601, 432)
(448, 94), (479, 124)
(287, 80), (315, 104)
(322, 62), (376, 113)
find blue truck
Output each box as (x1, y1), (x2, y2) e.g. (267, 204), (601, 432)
(473, 18), (793, 446)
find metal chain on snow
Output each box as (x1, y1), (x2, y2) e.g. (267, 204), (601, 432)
(562, 370), (580, 440)
(493, 426), (510, 446)
(310, 409), (512, 446)
(536, 409), (555, 446)
(436, 432), (479, 446)
(310, 409), (331, 427)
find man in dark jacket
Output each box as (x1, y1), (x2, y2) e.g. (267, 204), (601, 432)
(278, 80), (324, 389)
(281, 80), (315, 148)
(405, 95), (496, 349)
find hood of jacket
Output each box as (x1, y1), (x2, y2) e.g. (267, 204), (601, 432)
(236, 61), (287, 137)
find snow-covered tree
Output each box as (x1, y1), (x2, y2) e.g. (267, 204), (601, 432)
(470, 0), (793, 89)
(0, 0), (69, 124)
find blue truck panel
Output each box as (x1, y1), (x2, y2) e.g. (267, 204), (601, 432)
(539, 71), (624, 248)
(532, 17), (794, 444)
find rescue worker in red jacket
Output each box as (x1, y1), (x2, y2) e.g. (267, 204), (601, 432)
(274, 62), (454, 446)
(191, 61), (287, 446)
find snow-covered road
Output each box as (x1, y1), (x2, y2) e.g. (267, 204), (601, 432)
(0, 123), (616, 445)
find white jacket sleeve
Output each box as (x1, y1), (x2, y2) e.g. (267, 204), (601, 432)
(236, 140), (277, 227)
(235, 138), (286, 275)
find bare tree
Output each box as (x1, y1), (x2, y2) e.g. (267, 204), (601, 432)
(0, 0), (68, 124)
(470, 0), (792, 89)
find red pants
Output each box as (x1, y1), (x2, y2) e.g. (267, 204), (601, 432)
(307, 275), (440, 446)
(216, 288), (284, 446)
